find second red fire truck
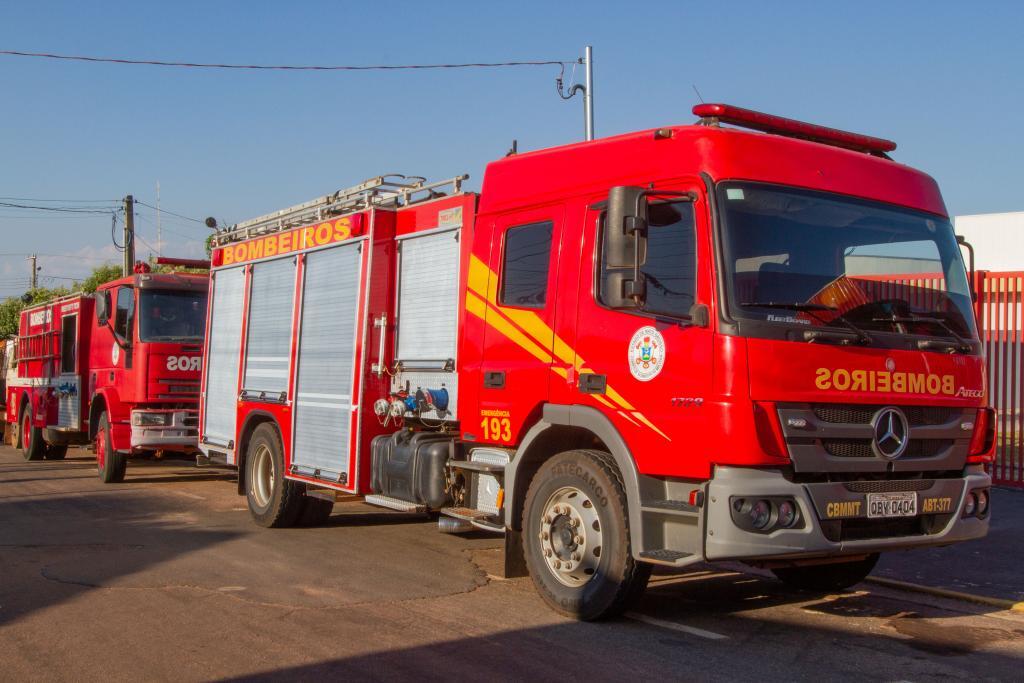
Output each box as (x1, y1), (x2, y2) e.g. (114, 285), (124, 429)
(199, 104), (995, 620)
(8, 264), (208, 481)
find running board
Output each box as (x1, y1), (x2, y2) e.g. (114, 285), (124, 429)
(638, 549), (701, 567)
(364, 494), (426, 513)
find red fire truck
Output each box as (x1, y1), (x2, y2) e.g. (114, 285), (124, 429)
(8, 265), (208, 482)
(199, 104), (995, 620)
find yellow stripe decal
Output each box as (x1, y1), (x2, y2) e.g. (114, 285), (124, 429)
(467, 254), (669, 441)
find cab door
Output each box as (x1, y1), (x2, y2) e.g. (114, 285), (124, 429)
(472, 205), (564, 447)
(569, 182), (715, 479)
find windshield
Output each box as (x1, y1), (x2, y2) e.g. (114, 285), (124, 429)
(138, 290), (207, 342)
(718, 182), (978, 343)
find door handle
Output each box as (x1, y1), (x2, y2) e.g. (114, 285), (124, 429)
(484, 371), (505, 389)
(578, 373), (607, 395)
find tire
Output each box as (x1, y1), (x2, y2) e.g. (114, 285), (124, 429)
(21, 408), (45, 461)
(245, 423), (304, 528)
(772, 553), (880, 592)
(95, 412), (127, 483)
(297, 492), (335, 527)
(522, 449), (651, 621)
(44, 444), (68, 460)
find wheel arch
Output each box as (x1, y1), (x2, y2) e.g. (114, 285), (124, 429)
(505, 404), (645, 551)
(88, 392), (110, 440)
(235, 411), (281, 496)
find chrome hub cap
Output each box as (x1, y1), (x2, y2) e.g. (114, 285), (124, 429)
(250, 444), (274, 508)
(539, 486), (602, 587)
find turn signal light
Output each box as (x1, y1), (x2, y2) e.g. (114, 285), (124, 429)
(967, 407), (996, 462)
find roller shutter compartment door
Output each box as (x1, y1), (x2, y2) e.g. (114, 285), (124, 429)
(243, 258), (296, 396)
(396, 230), (459, 363)
(203, 266), (245, 447)
(291, 243), (361, 482)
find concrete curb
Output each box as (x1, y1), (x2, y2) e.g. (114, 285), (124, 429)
(867, 575), (1024, 613)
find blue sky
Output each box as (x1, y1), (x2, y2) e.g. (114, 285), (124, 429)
(1, 0), (1021, 295)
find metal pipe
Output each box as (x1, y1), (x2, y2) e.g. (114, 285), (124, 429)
(583, 45), (594, 141)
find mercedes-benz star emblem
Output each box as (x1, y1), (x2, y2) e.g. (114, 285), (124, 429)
(871, 407), (909, 460)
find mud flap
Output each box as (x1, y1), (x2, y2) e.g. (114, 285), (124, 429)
(502, 527), (529, 579)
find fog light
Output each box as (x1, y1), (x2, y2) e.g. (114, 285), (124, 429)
(777, 500), (797, 528)
(963, 492), (977, 517)
(976, 490), (989, 516)
(132, 412), (171, 427)
(750, 499), (772, 529)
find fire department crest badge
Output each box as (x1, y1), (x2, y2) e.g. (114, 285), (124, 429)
(628, 326), (665, 382)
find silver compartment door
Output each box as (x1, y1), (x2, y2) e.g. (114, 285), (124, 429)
(202, 266), (245, 451)
(291, 242), (361, 484)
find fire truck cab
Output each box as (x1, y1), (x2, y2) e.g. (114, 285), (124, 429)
(9, 270), (208, 482)
(201, 105), (994, 620)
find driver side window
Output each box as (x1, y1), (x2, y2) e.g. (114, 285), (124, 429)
(114, 287), (134, 341)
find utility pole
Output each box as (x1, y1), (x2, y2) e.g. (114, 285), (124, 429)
(123, 194), (135, 276)
(156, 181), (162, 257)
(583, 45), (594, 141)
(27, 254), (38, 290)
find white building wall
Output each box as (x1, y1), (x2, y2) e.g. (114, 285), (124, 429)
(953, 211), (1024, 272)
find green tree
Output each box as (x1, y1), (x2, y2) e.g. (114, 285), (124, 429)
(0, 262), (122, 338)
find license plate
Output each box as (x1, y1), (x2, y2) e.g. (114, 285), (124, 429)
(866, 492), (917, 519)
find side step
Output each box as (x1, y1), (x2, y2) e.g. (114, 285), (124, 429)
(638, 549), (698, 567)
(440, 506), (492, 521)
(364, 494), (426, 513)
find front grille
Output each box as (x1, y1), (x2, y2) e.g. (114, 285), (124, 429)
(835, 517), (928, 542)
(182, 415), (199, 427)
(823, 438), (951, 459)
(844, 479), (934, 493)
(823, 439), (873, 458)
(812, 404), (957, 426)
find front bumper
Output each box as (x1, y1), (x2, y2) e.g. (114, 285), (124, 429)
(130, 409), (199, 450)
(705, 465), (990, 562)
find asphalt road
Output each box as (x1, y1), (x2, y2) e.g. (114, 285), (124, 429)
(1, 445), (1022, 682)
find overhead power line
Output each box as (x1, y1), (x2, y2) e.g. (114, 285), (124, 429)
(0, 49), (575, 72)
(0, 200), (117, 214)
(133, 199), (203, 224)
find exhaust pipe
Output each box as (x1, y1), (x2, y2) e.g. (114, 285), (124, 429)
(438, 516), (474, 534)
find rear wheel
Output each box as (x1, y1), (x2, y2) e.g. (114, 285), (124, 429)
(21, 408), (45, 461)
(245, 423), (304, 528)
(522, 449), (650, 621)
(95, 412), (126, 483)
(772, 554), (880, 592)
(44, 444), (68, 460)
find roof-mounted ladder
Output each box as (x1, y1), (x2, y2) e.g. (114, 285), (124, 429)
(213, 173), (468, 246)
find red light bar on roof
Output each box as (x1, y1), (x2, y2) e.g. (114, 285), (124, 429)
(693, 103), (897, 155)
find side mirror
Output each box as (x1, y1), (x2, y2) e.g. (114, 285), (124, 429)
(603, 186), (649, 309)
(956, 234), (976, 302)
(605, 186), (648, 268)
(94, 291), (111, 325)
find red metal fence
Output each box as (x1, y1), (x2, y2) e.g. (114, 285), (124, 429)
(976, 271), (1023, 488)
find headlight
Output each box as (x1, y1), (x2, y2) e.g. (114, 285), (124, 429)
(963, 492), (977, 517)
(132, 412), (171, 426)
(777, 500), (798, 528)
(750, 500), (772, 529)
(976, 490), (989, 516)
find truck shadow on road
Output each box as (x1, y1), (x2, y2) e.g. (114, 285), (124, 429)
(0, 489), (242, 629)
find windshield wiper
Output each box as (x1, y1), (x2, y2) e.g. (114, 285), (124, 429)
(741, 301), (874, 345)
(871, 314), (973, 353)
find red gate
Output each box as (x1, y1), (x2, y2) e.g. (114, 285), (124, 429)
(976, 271), (1023, 488)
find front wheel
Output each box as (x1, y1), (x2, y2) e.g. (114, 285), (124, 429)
(95, 412), (126, 483)
(772, 554), (880, 592)
(21, 409), (45, 461)
(245, 423), (304, 528)
(522, 449), (650, 621)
